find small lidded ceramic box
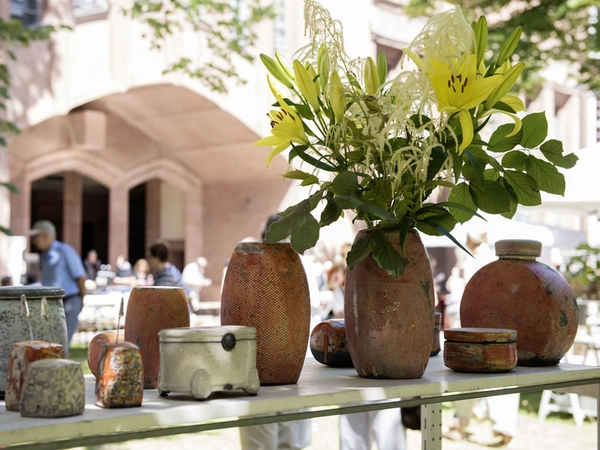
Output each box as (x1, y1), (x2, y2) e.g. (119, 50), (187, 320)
(444, 327), (518, 373)
(158, 326), (259, 399)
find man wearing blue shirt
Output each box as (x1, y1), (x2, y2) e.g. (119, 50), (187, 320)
(29, 220), (87, 345)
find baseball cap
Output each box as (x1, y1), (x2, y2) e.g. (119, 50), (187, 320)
(29, 220), (56, 236)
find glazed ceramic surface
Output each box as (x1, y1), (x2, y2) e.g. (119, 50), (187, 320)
(221, 242), (310, 385)
(344, 229), (435, 379)
(87, 329), (124, 378)
(0, 286), (67, 393)
(19, 359), (85, 418)
(443, 327), (518, 373)
(95, 342), (143, 408)
(158, 326), (259, 399)
(124, 286), (190, 389)
(310, 319), (353, 368)
(460, 240), (578, 366)
(5, 341), (64, 411)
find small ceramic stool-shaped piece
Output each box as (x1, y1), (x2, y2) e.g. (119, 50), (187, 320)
(124, 286), (190, 388)
(5, 341), (64, 411)
(87, 329), (124, 377)
(310, 319), (353, 368)
(95, 342), (143, 408)
(20, 359), (85, 418)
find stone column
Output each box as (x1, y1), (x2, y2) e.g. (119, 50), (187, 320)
(63, 172), (83, 255)
(109, 184), (128, 267)
(146, 179), (161, 245)
(185, 186), (203, 265)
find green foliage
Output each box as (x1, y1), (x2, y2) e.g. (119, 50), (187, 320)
(257, 1), (578, 277)
(124, 0), (276, 93)
(0, 19), (63, 234)
(564, 243), (600, 298)
(407, 0), (600, 92)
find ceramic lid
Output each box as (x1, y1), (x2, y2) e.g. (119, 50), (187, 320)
(444, 327), (517, 343)
(159, 326), (256, 342)
(0, 285), (65, 300)
(495, 240), (541, 258)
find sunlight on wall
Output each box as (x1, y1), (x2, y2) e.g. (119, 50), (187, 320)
(160, 182), (184, 240)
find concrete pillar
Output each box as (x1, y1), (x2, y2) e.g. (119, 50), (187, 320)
(146, 179), (161, 245)
(185, 186), (203, 265)
(109, 184), (128, 266)
(9, 170), (30, 238)
(63, 171), (82, 254)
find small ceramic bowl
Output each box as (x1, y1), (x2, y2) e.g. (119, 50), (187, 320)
(444, 327), (518, 373)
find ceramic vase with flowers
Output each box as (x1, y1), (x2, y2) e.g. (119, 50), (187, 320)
(256, 0), (578, 379)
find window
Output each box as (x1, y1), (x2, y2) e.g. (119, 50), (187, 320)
(73, 0), (109, 21)
(11, 0), (39, 27)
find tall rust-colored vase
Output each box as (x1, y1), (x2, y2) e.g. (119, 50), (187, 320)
(124, 286), (190, 388)
(220, 242), (311, 385)
(460, 239), (578, 366)
(344, 229), (435, 379)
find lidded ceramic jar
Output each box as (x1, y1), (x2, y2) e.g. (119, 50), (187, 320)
(460, 239), (578, 366)
(158, 326), (259, 399)
(0, 286), (68, 394)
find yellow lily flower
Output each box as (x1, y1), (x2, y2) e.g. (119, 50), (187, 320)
(427, 54), (503, 153)
(255, 98), (309, 166)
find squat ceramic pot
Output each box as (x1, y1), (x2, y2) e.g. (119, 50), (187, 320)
(221, 242), (311, 385)
(124, 286), (190, 388)
(0, 286), (68, 395)
(460, 240), (578, 366)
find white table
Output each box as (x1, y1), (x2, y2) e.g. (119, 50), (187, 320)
(1, 357), (600, 450)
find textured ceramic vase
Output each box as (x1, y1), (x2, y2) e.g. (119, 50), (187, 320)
(220, 242), (311, 385)
(344, 229), (435, 379)
(0, 286), (68, 395)
(460, 239), (578, 366)
(124, 286), (190, 388)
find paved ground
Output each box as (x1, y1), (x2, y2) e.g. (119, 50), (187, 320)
(77, 403), (596, 450)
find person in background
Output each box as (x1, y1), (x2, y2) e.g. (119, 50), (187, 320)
(83, 249), (101, 281)
(148, 240), (190, 299)
(1, 275), (13, 286)
(182, 256), (213, 310)
(132, 258), (154, 286)
(113, 255), (135, 285)
(29, 220), (87, 345)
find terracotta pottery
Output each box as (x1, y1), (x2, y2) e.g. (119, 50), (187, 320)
(460, 239), (578, 366)
(344, 229), (435, 379)
(443, 327), (517, 373)
(95, 342), (143, 408)
(5, 341), (64, 411)
(310, 319), (353, 368)
(220, 242), (311, 385)
(124, 286), (190, 388)
(0, 286), (67, 395)
(87, 329), (124, 377)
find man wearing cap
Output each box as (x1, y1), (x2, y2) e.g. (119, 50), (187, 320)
(29, 220), (87, 345)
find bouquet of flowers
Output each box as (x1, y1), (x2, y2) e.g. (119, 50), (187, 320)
(256, 0), (577, 276)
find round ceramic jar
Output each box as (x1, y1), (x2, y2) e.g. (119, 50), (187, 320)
(0, 286), (67, 395)
(444, 327), (517, 373)
(460, 240), (578, 367)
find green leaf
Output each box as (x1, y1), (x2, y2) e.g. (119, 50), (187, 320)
(0, 225), (13, 236)
(332, 171), (359, 195)
(290, 209), (320, 254)
(346, 232), (375, 270)
(370, 231), (405, 277)
(540, 139), (579, 169)
(320, 195), (342, 227)
(447, 183), (478, 223)
(469, 180), (511, 214)
(289, 144), (338, 172)
(488, 123), (522, 153)
(520, 112), (548, 149)
(0, 182), (18, 193)
(414, 208), (457, 237)
(502, 150), (529, 169)
(502, 171), (541, 206)
(462, 149), (485, 189)
(334, 194), (396, 222)
(526, 155), (565, 195)
(300, 175), (320, 186)
(282, 170), (314, 180)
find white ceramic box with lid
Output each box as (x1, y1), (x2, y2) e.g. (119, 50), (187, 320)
(158, 326), (259, 399)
